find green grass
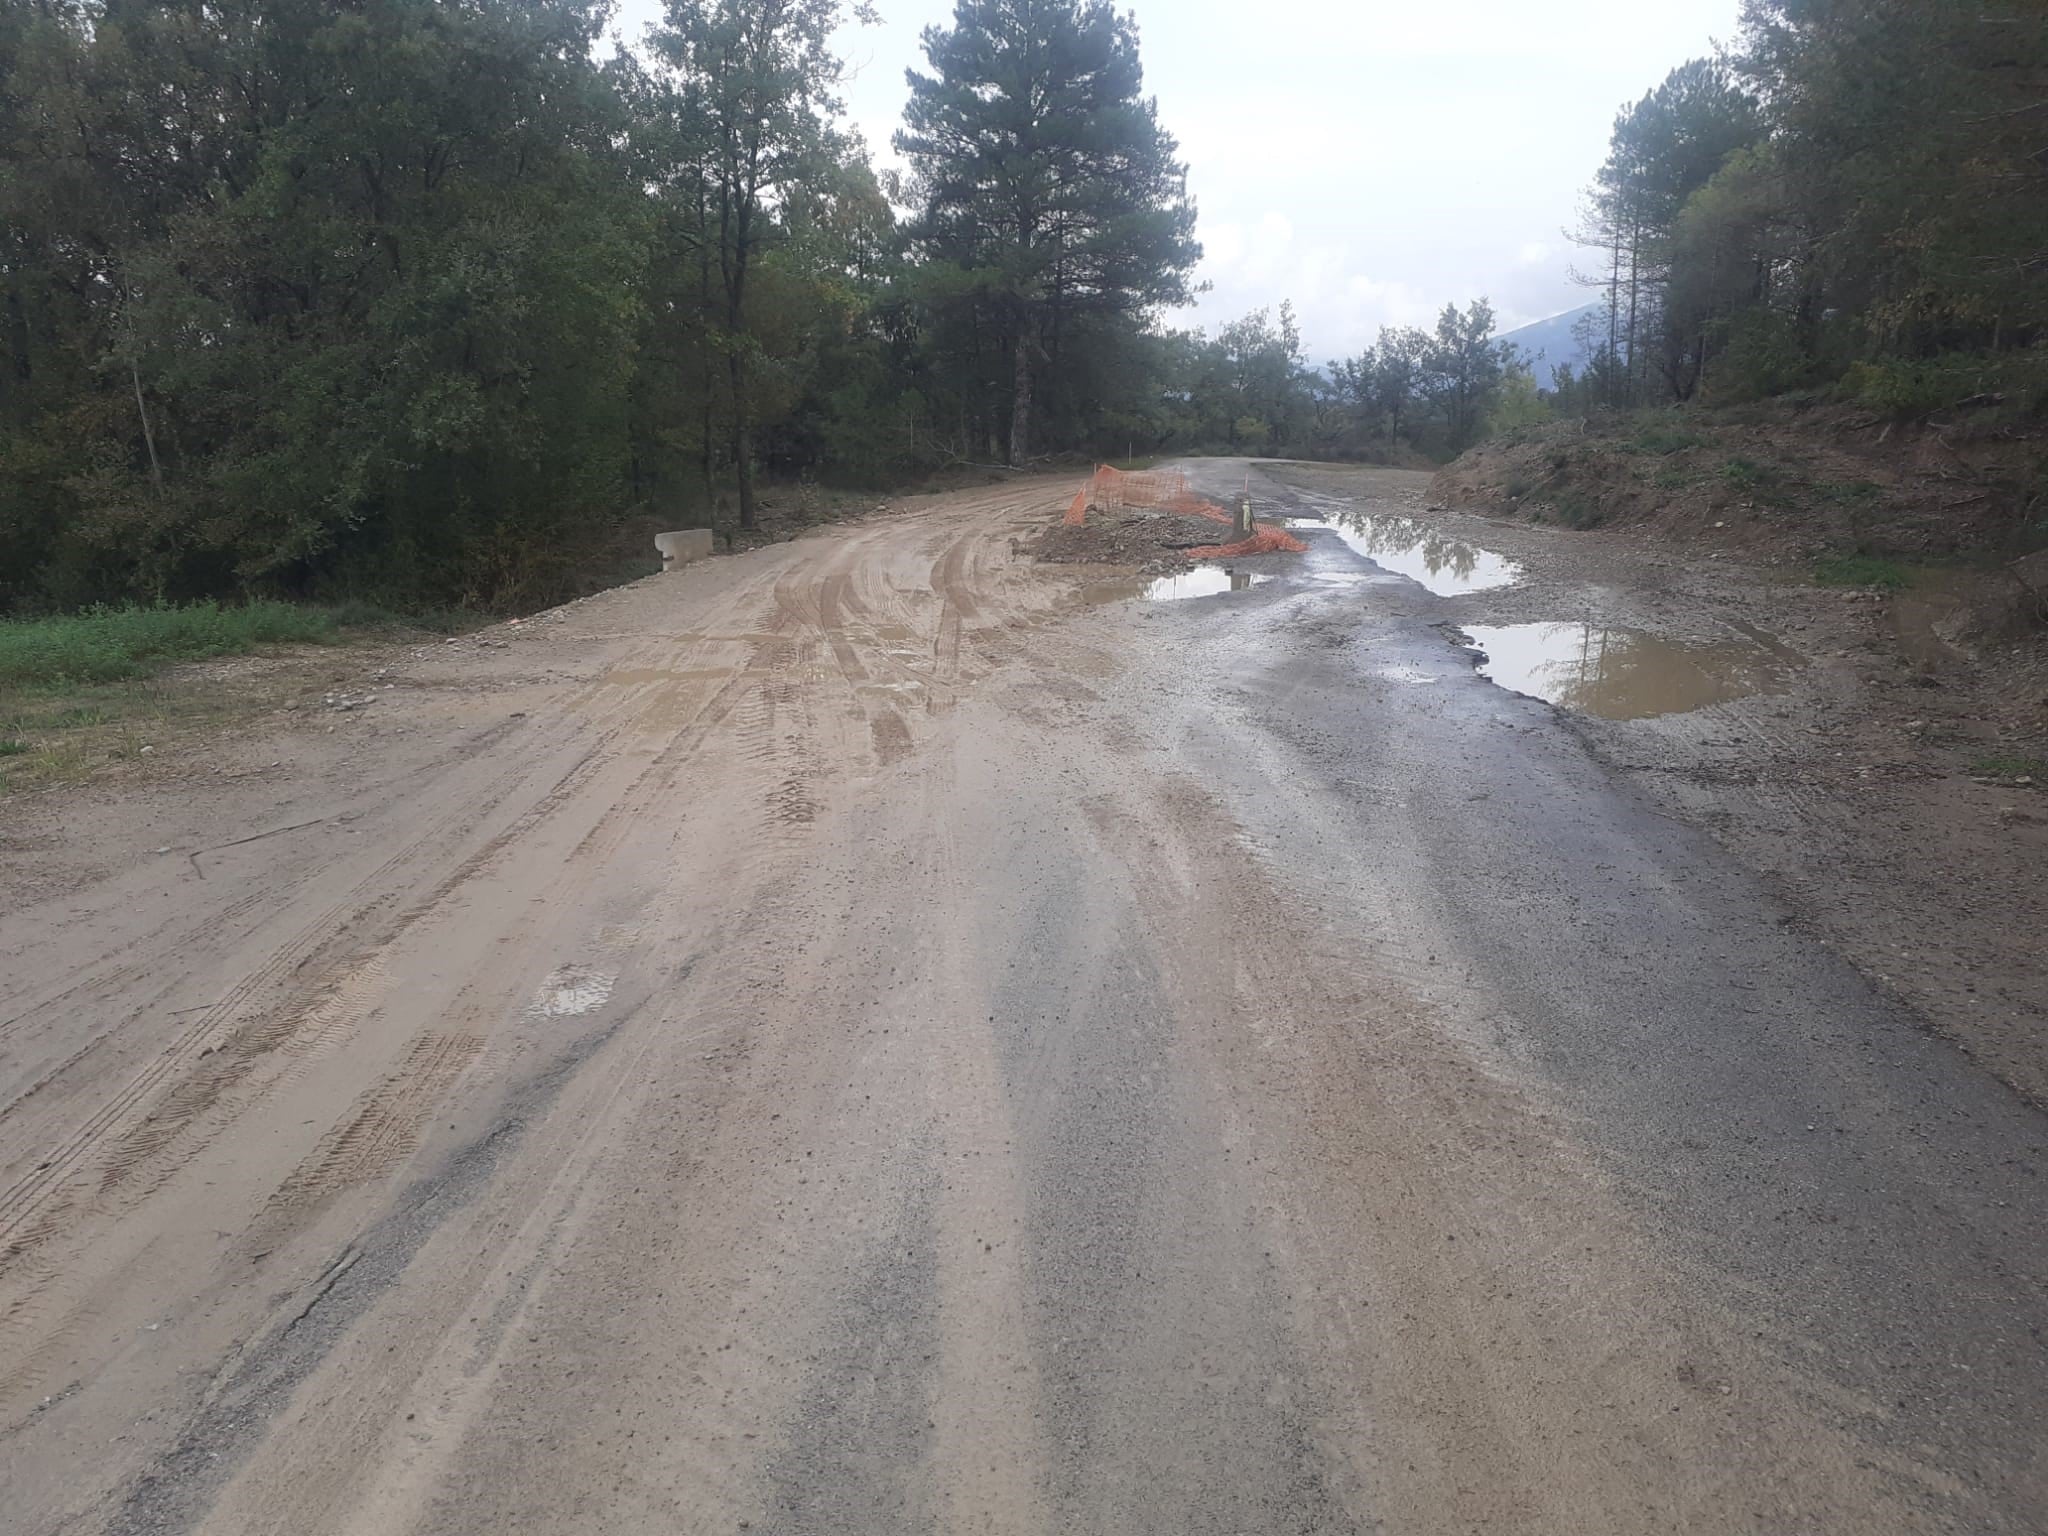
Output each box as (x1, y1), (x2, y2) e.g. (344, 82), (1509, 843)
(0, 601), (343, 689)
(1813, 553), (1913, 591)
(0, 739), (26, 756)
(1721, 456), (1776, 492)
(1625, 424), (1708, 456)
(1812, 479), (1885, 507)
(1970, 754), (2045, 780)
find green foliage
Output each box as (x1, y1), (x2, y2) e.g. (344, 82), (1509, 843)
(1701, 305), (1820, 404)
(896, 0), (1200, 465)
(1721, 457), (1768, 491)
(1625, 421), (1708, 455)
(1812, 479), (1884, 507)
(1551, 493), (1605, 530)
(1843, 351), (2048, 423)
(1970, 754), (2046, 780)
(0, 602), (342, 688)
(1813, 554), (1911, 591)
(1488, 366), (1552, 435)
(1321, 304), (1520, 461)
(1742, 0), (2048, 360)
(1, 0), (653, 612)
(1571, 0), (2046, 491)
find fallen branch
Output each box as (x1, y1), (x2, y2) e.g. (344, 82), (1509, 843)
(188, 814), (341, 878)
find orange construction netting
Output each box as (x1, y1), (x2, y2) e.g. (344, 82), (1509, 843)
(1063, 465), (1306, 558)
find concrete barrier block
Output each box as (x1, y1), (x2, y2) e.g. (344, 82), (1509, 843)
(655, 529), (715, 568)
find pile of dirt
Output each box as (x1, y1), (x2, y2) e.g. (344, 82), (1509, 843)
(1032, 507), (1227, 569)
(1434, 400), (2043, 571)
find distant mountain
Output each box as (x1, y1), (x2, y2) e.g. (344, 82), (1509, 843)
(1497, 303), (1604, 391)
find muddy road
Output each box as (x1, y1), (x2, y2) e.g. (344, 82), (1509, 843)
(1, 464), (2044, 1534)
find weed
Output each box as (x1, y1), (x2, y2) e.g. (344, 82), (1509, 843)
(1970, 754), (2045, 781)
(0, 739), (24, 756)
(1813, 479), (1884, 507)
(1552, 492), (1606, 530)
(1813, 553), (1912, 590)
(15, 739), (91, 783)
(1627, 425), (1707, 456)
(1721, 457), (1774, 491)
(1652, 466), (1698, 491)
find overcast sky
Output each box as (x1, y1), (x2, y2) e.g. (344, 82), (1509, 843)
(612, 0), (1744, 357)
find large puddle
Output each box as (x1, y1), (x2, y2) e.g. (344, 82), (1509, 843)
(1291, 509), (1520, 596)
(1083, 566), (1271, 604)
(1461, 622), (1796, 719)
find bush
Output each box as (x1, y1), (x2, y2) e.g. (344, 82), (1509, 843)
(0, 602), (341, 688)
(1625, 419), (1707, 456)
(1721, 457), (1766, 490)
(1844, 349), (2048, 423)
(1703, 308), (1817, 403)
(1552, 491), (1605, 529)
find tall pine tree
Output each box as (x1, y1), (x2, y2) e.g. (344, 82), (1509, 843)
(895, 0), (1198, 465)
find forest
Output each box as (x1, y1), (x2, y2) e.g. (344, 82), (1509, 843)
(2, 0), (2042, 613)
(1557, 0), (2046, 427)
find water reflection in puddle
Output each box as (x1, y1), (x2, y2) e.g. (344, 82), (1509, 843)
(1291, 510), (1520, 595)
(1083, 566), (1271, 604)
(1461, 622), (1794, 719)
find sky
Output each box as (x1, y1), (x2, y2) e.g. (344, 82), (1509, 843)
(611, 0), (1745, 358)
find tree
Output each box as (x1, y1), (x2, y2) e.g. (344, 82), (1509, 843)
(652, 0), (865, 528)
(1425, 300), (1515, 454)
(1368, 326), (1432, 446)
(1739, 0), (2048, 361)
(896, 0), (1199, 465)
(1211, 302), (1307, 450)
(1570, 58), (1763, 407)
(0, 0), (652, 609)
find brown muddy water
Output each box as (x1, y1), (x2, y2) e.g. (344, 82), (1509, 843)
(1460, 622), (1799, 720)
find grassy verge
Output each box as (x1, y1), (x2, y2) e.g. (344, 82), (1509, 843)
(0, 601), (345, 689)
(1813, 553), (1914, 591)
(0, 600), (477, 796)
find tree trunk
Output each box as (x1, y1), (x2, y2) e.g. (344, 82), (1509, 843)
(3, 280), (29, 415)
(1008, 312), (1035, 467)
(730, 347), (755, 528)
(130, 352), (163, 497)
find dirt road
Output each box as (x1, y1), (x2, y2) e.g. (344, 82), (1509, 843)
(2, 466), (2044, 1534)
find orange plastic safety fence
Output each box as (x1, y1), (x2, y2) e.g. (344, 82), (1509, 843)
(1188, 525), (1307, 559)
(1063, 465), (1200, 526)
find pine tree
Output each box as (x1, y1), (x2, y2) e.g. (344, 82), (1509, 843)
(895, 0), (1199, 465)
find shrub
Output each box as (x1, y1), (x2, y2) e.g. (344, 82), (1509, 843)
(1844, 350), (2048, 423)
(1552, 492), (1605, 529)
(1703, 308), (1818, 403)
(1625, 420), (1707, 456)
(1721, 457), (1767, 491)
